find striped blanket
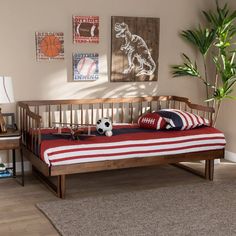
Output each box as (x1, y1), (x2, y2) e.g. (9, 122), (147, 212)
(40, 125), (226, 166)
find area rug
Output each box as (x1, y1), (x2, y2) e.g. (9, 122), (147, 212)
(37, 181), (236, 236)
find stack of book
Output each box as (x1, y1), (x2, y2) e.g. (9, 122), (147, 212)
(0, 163), (11, 178)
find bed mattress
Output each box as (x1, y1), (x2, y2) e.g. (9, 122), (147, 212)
(39, 125), (226, 166)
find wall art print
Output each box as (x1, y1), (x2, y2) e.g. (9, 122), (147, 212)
(111, 16), (160, 82)
(73, 16), (99, 43)
(73, 53), (99, 81)
(35, 32), (64, 61)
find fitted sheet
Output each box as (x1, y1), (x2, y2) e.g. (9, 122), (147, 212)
(39, 125), (226, 166)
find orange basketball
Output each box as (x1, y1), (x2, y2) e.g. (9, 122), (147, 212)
(40, 35), (62, 57)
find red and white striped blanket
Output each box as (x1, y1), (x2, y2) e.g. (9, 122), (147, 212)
(40, 125), (226, 166)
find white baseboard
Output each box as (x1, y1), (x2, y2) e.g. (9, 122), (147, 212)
(214, 159), (221, 165)
(4, 160), (31, 173)
(200, 159), (221, 165)
(225, 151), (236, 162)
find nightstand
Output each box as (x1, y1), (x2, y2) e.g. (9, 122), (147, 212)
(0, 128), (24, 186)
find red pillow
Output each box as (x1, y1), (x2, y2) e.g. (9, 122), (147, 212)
(138, 112), (167, 130)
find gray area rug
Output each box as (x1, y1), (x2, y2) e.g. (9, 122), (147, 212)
(37, 182), (236, 236)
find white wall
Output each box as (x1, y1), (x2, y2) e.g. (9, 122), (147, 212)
(0, 0), (210, 103)
(0, 0), (214, 164)
(214, 0), (236, 158)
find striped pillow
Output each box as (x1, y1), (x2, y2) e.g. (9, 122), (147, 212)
(138, 112), (167, 130)
(157, 109), (209, 130)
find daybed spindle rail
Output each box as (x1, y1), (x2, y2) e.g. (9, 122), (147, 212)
(17, 96), (221, 198)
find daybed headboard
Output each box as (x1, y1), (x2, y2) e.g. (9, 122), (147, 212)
(17, 96), (214, 153)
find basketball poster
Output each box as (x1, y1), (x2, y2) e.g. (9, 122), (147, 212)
(35, 32), (64, 61)
(73, 53), (99, 81)
(73, 16), (99, 43)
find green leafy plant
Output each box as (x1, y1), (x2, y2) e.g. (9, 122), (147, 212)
(171, 0), (236, 126)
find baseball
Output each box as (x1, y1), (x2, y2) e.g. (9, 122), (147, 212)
(77, 57), (96, 77)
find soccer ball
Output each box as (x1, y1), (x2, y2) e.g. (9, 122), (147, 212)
(96, 118), (112, 135)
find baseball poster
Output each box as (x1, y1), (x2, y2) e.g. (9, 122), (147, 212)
(35, 32), (64, 61)
(73, 16), (99, 43)
(73, 53), (99, 81)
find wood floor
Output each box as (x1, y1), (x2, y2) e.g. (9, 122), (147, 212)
(0, 161), (236, 236)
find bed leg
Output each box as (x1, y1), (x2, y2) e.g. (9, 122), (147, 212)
(57, 175), (66, 199)
(205, 160), (210, 180)
(208, 160), (214, 181)
(205, 160), (214, 180)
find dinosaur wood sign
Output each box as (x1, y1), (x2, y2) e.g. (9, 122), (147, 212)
(111, 16), (160, 82)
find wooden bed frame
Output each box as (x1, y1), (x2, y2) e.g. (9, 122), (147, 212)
(17, 96), (224, 198)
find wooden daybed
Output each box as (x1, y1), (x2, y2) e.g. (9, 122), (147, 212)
(17, 96), (225, 198)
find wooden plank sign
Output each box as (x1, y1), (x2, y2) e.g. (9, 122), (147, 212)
(111, 16), (160, 82)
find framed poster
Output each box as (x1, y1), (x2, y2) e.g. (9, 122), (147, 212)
(110, 16), (160, 82)
(73, 16), (99, 43)
(73, 53), (99, 81)
(35, 32), (64, 61)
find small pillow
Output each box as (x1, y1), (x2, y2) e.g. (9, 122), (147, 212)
(157, 109), (209, 130)
(138, 112), (167, 130)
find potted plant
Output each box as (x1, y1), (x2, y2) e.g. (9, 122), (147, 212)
(171, 0), (236, 126)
